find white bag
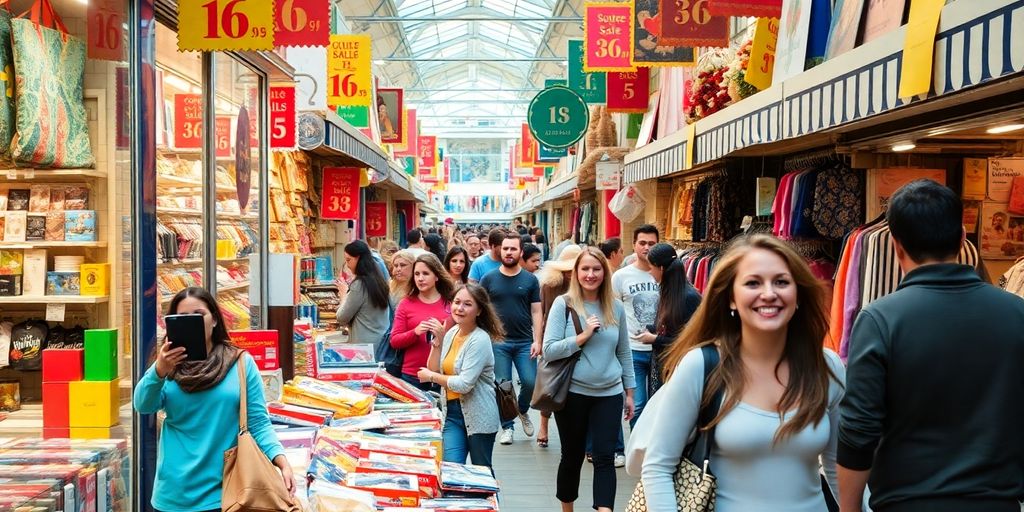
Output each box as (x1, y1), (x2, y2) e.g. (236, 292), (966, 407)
(609, 184), (647, 223)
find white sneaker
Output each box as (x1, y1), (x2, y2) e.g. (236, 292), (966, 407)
(498, 428), (514, 445)
(519, 413), (535, 437)
(614, 453), (626, 468)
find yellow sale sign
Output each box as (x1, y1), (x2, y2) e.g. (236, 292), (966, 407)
(746, 17), (779, 91)
(328, 34), (372, 108)
(178, 0), (275, 51)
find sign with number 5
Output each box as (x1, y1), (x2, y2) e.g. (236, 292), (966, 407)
(270, 86), (297, 149)
(178, 0), (275, 51)
(606, 67), (650, 113)
(274, 0), (329, 47)
(321, 168), (361, 221)
(88, 0), (125, 61)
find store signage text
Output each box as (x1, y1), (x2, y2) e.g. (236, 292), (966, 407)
(365, 202), (387, 237)
(270, 86), (297, 149)
(606, 67), (650, 113)
(659, 0), (730, 48)
(746, 17), (779, 90)
(327, 34), (372, 107)
(567, 39), (606, 104)
(321, 167), (360, 220)
(538, 144), (568, 163)
(707, 0), (782, 17)
(273, 0), (329, 47)
(174, 94), (203, 149)
(418, 135), (437, 172)
(584, 3), (635, 72)
(216, 116), (233, 158)
(178, 0), (275, 51)
(88, 0), (125, 61)
(527, 86), (590, 149)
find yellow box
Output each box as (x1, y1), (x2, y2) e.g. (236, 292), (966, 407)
(69, 379), (119, 428)
(70, 426), (119, 439)
(216, 239), (236, 259)
(79, 263), (110, 296)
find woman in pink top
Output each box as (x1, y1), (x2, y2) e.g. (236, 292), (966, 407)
(390, 253), (455, 390)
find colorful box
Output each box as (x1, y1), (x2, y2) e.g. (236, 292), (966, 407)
(70, 427), (118, 440)
(43, 427), (70, 439)
(84, 329), (118, 381)
(79, 263), (110, 296)
(0, 275), (21, 296)
(42, 382), (70, 428)
(64, 210), (97, 241)
(46, 271), (81, 295)
(43, 349), (85, 382)
(69, 379), (119, 428)
(229, 330), (279, 370)
(0, 250), (23, 275)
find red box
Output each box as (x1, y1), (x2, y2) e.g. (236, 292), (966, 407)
(43, 382), (70, 427)
(42, 349), (85, 382)
(229, 330), (279, 370)
(43, 427), (70, 439)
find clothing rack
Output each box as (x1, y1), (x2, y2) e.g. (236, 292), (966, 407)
(784, 147), (846, 171)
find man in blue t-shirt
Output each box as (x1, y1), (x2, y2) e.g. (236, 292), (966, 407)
(480, 235), (543, 445)
(468, 228), (505, 282)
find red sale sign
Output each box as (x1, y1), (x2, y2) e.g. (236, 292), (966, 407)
(215, 116), (233, 158)
(708, 0), (782, 17)
(607, 67), (651, 113)
(365, 202), (387, 237)
(174, 94), (202, 149)
(321, 167), (360, 220)
(88, 0), (125, 61)
(584, 2), (635, 72)
(419, 135), (437, 171)
(274, 0), (330, 47)
(229, 330), (280, 370)
(660, 0), (730, 48)
(270, 86), (296, 149)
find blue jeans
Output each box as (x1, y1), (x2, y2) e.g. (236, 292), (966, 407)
(630, 350), (652, 429)
(492, 339), (536, 430)
(443, 400), (496, 470)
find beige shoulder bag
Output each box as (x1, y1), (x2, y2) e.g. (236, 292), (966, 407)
(222, 356), (300, 512)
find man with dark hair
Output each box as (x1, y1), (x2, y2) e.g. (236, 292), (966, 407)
(599, 237), (625, 271)
(481, 235), (543, 444)
(468, 228), (505, 282)
(520, 243), (542, 273)
(838, 180), (1024, 512)
(406, 228), (426, 251)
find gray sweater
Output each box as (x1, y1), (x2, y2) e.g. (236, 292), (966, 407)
(439, 326), (500, 435)
(543, 296), (636, 397)
(336, 280), (390, 346)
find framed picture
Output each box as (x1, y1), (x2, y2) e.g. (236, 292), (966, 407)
(860, 0), (907, 43)
(377, 88), (404, 145)
(825, 0), (866, 60)
(774, 0), (814, 85)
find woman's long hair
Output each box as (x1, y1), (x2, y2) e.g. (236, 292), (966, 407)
(565, 247), (618, 326)
(661, 234), (837, 443)
(455, 283), (506, 341)
(444, 246), (470, 283)
(389, 250), (417, 300)
(656, 258), (699, 337)
(344, 240), (390, 310)
(164, 287), (241, 393)
(407, 253), (456, 302)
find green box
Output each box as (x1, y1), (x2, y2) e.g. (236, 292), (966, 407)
(84, 329), (118, 381)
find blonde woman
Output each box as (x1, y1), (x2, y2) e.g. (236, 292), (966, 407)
(389, 250), (417, 305)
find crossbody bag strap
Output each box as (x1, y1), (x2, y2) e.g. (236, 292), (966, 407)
(562, 294), (583, 334)
(237, 354), (249, 433)
(696, 344), (724, 469)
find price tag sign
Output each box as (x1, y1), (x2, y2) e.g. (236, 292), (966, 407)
(567, 40), (606, 104)
(274, 0), (329, 47)
(46, 303), (66, 323)
(584, 3), (635, 72)
(527, 86), (590, 149)
(321, 167), (361, 220)
(178, 0), (275, 51)
(270, 86), (297, 149)
(659, 0), (730, 48)
(365, 202), (388, 237)
(174, 94), (202, 149)
(327, 34), (372, 108)
(607, 67), (651, 113)
(418, 135), (437, 170)
(707, 0), (782, 17)
(746, 17), (780, 91)
(87, 0), (125, 61)
(216, 116), (233, 158)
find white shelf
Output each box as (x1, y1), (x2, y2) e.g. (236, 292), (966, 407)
(157, 174), (237, 194)
(0, 295), (109, 304)
(158, 257), (250, 267)
(0, 241), (107, 249)
(0, 168), (106, 180)
(158, 207), (257, 220)
(217, 281), (250, 293)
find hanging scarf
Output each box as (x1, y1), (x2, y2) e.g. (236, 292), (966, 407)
(169, 343), (243, 393)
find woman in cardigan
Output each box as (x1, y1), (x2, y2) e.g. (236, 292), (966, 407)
(418, 283), (504, 469)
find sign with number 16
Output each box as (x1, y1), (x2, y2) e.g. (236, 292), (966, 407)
(178, 0), (275, 51)
(327, 35), (373, 108)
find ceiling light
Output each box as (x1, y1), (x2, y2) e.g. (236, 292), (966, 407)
(891, 143), (916, 152)
(373, 60), (386, 66)
(987, 123), (1024, 134)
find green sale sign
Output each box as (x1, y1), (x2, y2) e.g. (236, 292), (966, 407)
(567, 40), (606, 104)
(527, 86), (590, 149)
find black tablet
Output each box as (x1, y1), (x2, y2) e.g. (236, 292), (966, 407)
(164, 313), (208, 361)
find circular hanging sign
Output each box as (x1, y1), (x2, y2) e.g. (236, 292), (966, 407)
(527, 86), (589, 149)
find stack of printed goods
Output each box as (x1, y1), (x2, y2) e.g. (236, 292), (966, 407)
(0, 184), (95, 243)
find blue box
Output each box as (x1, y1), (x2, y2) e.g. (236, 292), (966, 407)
(64, 210), (97, 241)
(46, 272), (81, 295)
(314, 256), (333, 283)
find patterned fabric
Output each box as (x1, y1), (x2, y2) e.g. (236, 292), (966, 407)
(625, 459), (717, 512)
(0, 10), (14, 160)
(10, 19), (94, 168)
(812, 165), (863, 239)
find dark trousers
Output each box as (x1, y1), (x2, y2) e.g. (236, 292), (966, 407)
(553, 392), (623, 509)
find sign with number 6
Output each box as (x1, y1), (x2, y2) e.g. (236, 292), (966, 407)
(659, 0), (730, 48)
(274, 0), (329, 47)
(178, 0), (275, 51)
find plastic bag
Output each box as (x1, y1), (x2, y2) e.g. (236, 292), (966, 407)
(609, 184), (647, 222)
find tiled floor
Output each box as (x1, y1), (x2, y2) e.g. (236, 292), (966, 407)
(493, 412), (639, 512)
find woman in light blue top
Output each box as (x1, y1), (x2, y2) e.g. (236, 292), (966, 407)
(134, 287), (291, 512)
(635, 235), (845, 512)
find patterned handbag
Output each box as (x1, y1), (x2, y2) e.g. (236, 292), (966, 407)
(10, 0), (94, 168)
(0, 3), (15, 160)
(625, 345), (724, 512)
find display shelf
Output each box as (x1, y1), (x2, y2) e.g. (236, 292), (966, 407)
(158, 256), (250, 267)
(156, 174), (237, 194)
(0, 295), (109, 304)
(217, 281), (250, 292)
(0, 168), (107, 180)
(158, 207), (255, 220)
(0, 241), (107, 249)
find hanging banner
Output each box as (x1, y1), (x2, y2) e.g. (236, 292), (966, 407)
(215, 116), (232, 158)
(584, 2), (636, 72)
(528, 86), (590, 149)
(321, 167), (361, 220)
(401, 155), (417, 175)
(173, 94), (202, 149)
(538, 144), (568, 163)
(419, 135), (437, 174)
(606, 67), (651, 113)
(631, 0), (698, 67)
(377, 88), (404, 145)
(273, 0), (329, 47)
(745, 17), (780, 91)
(660, 0), (730, 48)
(395, 109), (418, 156)
(269, 86), (297, 149)
(365, 202), (388, 237)
(520, 125), (539, 168)
(178, 0), (275, 51)
(337, 105), (370, 128)
(567, 40), (606, 104)
(327, 34), (372, 107)
(88, 0), (125, 61)
(898, 0), (944, 98)
(707, 0), (782, 17)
